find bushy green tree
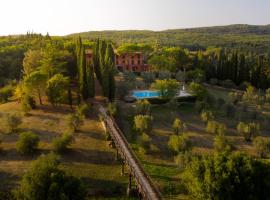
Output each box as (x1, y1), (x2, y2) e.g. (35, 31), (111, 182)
(134, 115), (153, 134)
(16, 153), (86, 200)
(46, 74), (69, 106)
(16, 131), (40, 155)
(24, 71), (47, 105)
(53, 133), (74, 153)
(3, 113), (22, 134)
(22, 49), (43, 75)
(172, 118), (186, 135)
(183, 152), (270, 200)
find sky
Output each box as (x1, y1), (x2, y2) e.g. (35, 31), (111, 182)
(1, 0), (270, 36)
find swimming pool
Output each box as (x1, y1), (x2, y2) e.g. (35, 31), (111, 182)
(132, 90), (161, 99)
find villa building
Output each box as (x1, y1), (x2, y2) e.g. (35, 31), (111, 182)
(85, 50), (150, 72)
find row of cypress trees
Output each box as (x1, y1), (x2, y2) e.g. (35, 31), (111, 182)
(76, 37), (95, 101)
(199, 49), (270, 89)
(76, 37), (115, 102)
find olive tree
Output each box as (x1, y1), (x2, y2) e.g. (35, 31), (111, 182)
(237, 122), (260, 141)
(172, 118), (186, 135)
(16, 131), (40, 155)
(134, 115), (153, 134)
(135, 100), (151, 115)
(3, 113), (22, 134)
(168, 134), (192, 154)
(200, 110), (214, 125)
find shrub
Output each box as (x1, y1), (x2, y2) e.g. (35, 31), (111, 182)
(213, 134), (232, 152)
(168, 134), (192, 154)
(141, 71), (156, 84)
(216, 98), (225, 108)
(135, 100), (151, 115)
(123, 71), (136, 82)
(3, 113), (22, 134)
(16, 131), (40, 155)
(188, 82), (208, 100)
(175, 70), (185, 82)
(66, 113), (84, 132)
(172, 118), (186, 135)
(53, 133), (74, 153)
(253, 137), (270, 158)
(158, 70), (171, 80)
(0, 85), (13, 103)
(107, 102), (117, 117)
(221, 79), (235, 88)
(16, 153), (86, 200)
(134, 115), (153, 134)
(77, 104), (91, 118)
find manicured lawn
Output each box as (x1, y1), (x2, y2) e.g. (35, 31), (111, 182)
(0, 102), (128, 198)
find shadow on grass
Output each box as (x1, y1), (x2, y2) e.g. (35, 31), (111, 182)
(78, 130), (105, 141)
(0, 171), (20, 191)
(81, 177), (127, 198)
(0, 148), (52, 162)
(60, 148), (118, 165)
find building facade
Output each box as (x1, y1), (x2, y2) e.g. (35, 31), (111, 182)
(85, 50), (150, 72)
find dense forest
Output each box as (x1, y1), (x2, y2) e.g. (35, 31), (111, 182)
(68, 24), (270, 53)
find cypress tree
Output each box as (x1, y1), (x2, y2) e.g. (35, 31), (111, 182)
(105, 43), (116, 102)
(86, 60), (95, 98)
(93, 39), (102, 84)
(79, 45), (89, 100)
(76, 37), (82, 104)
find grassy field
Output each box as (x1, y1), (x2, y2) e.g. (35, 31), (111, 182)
(0, 102), (129, 199)
(116, 85), (270, 199)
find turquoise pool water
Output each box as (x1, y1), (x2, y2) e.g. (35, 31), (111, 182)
(132, 90), (161, 99)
